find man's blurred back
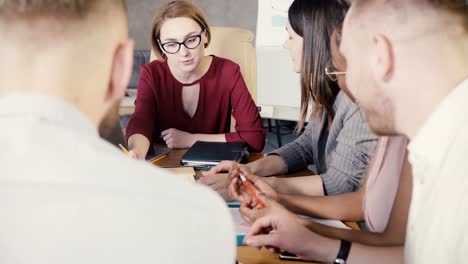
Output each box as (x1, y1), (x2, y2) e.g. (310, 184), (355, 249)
(0, 1), (235, 263)
(342, 0), (468, 262)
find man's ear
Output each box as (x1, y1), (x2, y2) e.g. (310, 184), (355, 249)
(370, 34), (394, 83)
(107, 39), (134, 101)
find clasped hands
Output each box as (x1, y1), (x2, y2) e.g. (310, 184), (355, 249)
(201, 161), (320, 257)
(200, 161), (287, 232)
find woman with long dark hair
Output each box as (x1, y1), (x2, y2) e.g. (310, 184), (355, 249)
(230, 25), (411, 264)
(203, 0), (376, 198)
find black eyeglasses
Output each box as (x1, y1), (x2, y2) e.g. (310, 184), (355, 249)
(158, 29), (205, 54)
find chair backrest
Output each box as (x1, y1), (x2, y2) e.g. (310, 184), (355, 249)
(150, 26), (258, 102)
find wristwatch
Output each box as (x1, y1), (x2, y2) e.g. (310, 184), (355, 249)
(334, 239), (352, 264)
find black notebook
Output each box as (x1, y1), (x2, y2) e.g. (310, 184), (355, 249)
(180, 141), (249, 168)
(145, 146), (171, 162)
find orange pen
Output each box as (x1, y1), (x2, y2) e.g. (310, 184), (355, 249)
(239, 174), (265, 209)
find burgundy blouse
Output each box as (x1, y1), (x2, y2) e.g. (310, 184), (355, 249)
(126, 55), (265, 151)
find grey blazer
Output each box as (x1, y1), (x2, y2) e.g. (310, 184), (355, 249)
(272, 91), (377, 195)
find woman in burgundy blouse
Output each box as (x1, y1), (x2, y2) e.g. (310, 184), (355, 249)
(125, 1), (265, 158)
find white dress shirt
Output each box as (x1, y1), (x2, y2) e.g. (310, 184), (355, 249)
(406, 79), (468, 263)
(0, 94), (235, 264)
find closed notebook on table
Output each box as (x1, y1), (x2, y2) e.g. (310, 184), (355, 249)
(180, 141), (249, 168)
(145, 146), (170, 162)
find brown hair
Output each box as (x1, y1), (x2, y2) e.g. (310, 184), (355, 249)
(0, 0), (126, 21)
(288, 0), (349, 132)
(151, 0), (211, 59)
(431, 0), (468, 30)
(333, 24), (343, 49)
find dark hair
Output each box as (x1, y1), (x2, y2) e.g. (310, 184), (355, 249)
(151, 0), (211, 59)
(333, 24), (343, 49)
(289, 0), (349, 131)
(428, 0), (468, 31)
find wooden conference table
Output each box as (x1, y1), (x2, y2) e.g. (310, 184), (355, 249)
(152, 148), (358, 264)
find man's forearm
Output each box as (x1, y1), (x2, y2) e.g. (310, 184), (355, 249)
(302, 219), (403, 247)
(299, 230), (404, 264)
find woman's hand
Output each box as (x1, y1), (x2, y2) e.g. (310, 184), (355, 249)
(201, 161), (245, 177)
(127, 149), (145, 160)
(161, 128), (196, 149)
(127, 134), (150, 160)
(243, 196), (339, 262)
(229, 167), (279, 203)
(199, 161), (247, 201)
(239, 194), (283, 224)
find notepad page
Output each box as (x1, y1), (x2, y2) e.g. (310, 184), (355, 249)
(162, 167), (196, 183)
(230, 208), (350, 236)
(230, 208), (251, 235)
(301, 215), (351, 230)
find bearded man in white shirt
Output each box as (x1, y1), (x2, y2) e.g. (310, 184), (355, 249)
(241, 0), (468, 263)
(0, 1), (235, 264)
(341, 0), (468, 262)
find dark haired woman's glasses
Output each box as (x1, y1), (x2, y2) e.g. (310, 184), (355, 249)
(158, 29), (204, 54)
(325, 65), (346, 82)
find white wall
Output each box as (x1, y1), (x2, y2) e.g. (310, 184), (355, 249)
(256, 0), (301, 110)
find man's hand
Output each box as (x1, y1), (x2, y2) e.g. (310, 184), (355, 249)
(244, 197), (339, 262)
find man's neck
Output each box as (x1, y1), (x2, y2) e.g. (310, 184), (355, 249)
(0, 84), (102, 128)
(395, 21), (468, 140)
(400, 66), (468, 140)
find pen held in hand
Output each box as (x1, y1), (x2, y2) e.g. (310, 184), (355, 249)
(239, 174), (265, 209)
(118, 144), (129, 154)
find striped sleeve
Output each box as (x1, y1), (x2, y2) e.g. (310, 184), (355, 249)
(270, 121), (315, 173)
(321, 109), (377, 195)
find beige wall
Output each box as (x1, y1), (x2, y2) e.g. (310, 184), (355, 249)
(126, 0), (258, 50)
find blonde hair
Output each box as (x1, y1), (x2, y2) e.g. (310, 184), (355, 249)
(353, 0), (467, 31)
(0, 0), (126, 20)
